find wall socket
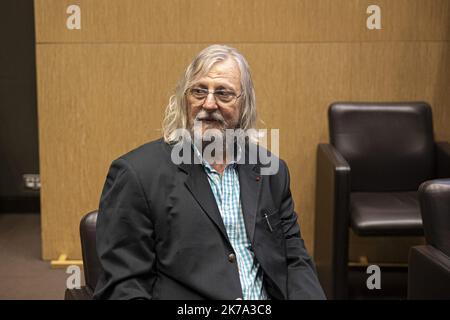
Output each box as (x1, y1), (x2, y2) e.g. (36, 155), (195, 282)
(23, 174), (40, 190)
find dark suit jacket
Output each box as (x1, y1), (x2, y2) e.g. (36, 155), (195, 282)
(93, 138), (325, 300)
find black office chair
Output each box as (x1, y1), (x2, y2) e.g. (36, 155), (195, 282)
(314, 102), (450, 299)
(408, 179), (450, 299)
(65, 210), (101, 300)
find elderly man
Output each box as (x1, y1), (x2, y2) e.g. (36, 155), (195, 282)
(93, 45), (325, 300)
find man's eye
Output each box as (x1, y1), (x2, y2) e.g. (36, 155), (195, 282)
(192, 88), (207, 95)
(216, 91), (232, 97)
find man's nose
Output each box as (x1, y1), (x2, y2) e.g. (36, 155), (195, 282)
(202, 93), (218, 110)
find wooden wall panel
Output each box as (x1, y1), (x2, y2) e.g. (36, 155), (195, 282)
(35, 0), (450, 43)
(350, 42), (450, 140)
(37, 43), (450, 260)
(35, 1), (450, 260)
(37, 45), (204, 259)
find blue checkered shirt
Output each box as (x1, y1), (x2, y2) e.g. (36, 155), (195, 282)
(193, 146), (268, 300)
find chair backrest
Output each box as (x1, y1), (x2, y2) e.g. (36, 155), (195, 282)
(329, 102), (434, 192)
(419, 179), (450, 256)
(80, 210), (102, 290)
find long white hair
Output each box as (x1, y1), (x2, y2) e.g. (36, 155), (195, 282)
(162, 45), (258, 144)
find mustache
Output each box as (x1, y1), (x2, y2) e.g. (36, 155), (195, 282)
(195, 110), (226, 125)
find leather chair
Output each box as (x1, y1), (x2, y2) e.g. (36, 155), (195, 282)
(65, 210), (101, 300)
(314, 102), (450, 299)
(408, 179), (450, 299)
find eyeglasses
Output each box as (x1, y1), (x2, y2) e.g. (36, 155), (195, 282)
(187, 87), (242, 106)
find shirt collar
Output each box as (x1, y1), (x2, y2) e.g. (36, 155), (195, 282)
(192, 143), (242, 173)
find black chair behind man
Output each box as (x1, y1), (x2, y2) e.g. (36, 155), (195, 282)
(314, 102), (450, 299)
(65, 210), (101, 300)
(408, 179), (450, 299)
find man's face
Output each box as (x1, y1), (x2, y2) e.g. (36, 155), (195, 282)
(187, 58), (242, 136)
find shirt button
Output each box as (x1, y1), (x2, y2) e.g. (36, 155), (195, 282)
(228, 253), (236, 263)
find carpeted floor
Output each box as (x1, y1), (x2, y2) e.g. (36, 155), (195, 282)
(0, 213), (83, 300)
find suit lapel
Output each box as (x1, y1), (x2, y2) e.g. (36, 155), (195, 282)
(239, 163), (288, 299)
(237, 163), (262, 244)
(179, 161), (230, 244)
(174, 140), (262, 246)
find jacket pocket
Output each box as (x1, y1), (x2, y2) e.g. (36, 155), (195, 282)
(258, 208), (282, 234)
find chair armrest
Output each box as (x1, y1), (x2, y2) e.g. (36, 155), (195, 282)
(436, 142), (450, 178)
(408, 245), (450, 299)
(65, 286), (94, 300)
(314, 143), (351, 299)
